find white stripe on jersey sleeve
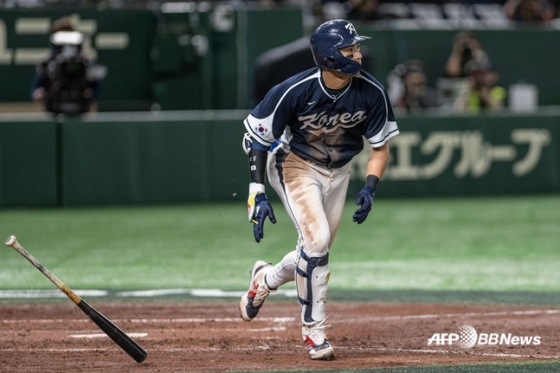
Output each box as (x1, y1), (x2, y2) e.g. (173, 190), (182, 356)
(367, 121), (399, 147)
(356, 74), (400, 148)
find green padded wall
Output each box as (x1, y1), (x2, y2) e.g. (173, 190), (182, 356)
(59, 112), (248, 206)
(0, 117), (58, 206)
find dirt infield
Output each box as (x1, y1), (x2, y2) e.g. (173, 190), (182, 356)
(1, 301), (559, 373)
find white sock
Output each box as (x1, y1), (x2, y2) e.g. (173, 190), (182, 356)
(265, 250), (298, 289)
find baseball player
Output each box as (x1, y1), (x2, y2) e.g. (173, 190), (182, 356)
(239, 19), (399, 360)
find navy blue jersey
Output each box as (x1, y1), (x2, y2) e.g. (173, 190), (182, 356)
(244, 67), (399, 168)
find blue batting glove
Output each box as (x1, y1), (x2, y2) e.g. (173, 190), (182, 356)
(353, 186), (375, 224)
(247, 192), (276, 243)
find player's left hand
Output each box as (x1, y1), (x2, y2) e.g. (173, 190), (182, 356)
(248, 192), (276, 243)
(353, 186), (375, 224)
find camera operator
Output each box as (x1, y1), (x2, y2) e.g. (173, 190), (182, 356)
(444, 31), (488, 79)
(31, 16), (105, 115)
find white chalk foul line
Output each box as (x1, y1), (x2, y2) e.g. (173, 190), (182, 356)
(128, 316), (294, 323)
(70, 332), (148, 339)
(0, 288), (298, 299)
(0, 289), (108, 299)
(1, 316), (295, 324)
(117, 288), (297, 298)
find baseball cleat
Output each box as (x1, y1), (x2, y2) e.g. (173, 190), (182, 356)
(239, 260), (274, 322)
(302, 317), (335, 360)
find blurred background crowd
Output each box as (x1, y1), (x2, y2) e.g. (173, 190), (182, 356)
(0, 0), (557, 115)
(3, 0), (558, 27)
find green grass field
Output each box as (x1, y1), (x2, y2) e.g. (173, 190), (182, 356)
(0, 195), (559, 293)
(1, 194), (559, 373)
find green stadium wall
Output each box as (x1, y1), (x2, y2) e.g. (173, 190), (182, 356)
(0, 111), (558, 207)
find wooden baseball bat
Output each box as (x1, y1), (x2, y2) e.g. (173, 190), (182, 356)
(5, 235), (147, 363)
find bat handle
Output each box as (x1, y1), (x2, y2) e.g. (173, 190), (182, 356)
(4, 235), (82, 305)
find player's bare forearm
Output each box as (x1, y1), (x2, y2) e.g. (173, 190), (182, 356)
(366, 142), (389, 180)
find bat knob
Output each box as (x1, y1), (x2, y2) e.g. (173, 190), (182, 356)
(5, 235), (16, 247)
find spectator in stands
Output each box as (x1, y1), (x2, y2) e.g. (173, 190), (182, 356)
(503, 0), (556, 24)
(346, 0), (384, 21)
(255, 0), (286, 8)
(453, 58), (506, 113)
(444, 31), (488, 79)
(388, 59), (440, 115)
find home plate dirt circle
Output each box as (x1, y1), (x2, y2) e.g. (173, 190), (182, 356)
(0, 301), (558, 373)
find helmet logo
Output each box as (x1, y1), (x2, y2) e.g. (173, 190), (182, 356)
(345, 23), (357, 35)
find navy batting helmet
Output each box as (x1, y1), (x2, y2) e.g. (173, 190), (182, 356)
(310, 19), (370, 75)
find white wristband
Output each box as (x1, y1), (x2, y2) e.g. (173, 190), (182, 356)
(249, 182), (265, 194)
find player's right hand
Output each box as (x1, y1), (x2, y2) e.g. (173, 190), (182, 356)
(247, 192), (276, 243)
